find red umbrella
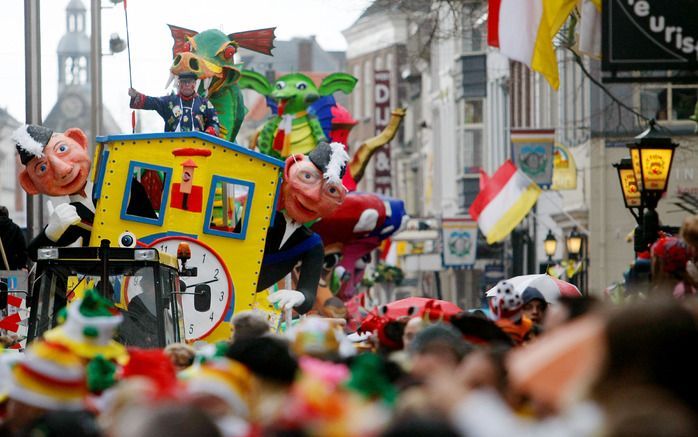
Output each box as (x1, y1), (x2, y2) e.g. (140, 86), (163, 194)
(360, 297), (463, 333)
(382, 297), (463, 319)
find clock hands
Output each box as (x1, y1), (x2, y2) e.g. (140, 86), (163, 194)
(185, 278), (219, 289)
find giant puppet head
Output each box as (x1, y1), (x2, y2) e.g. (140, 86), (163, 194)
(279, 142), (350, 224)
(167, 25), (276, 141)
(12, 125), (91, 197)
(239, 70), (357, 158)
(240, 71), (357, 117)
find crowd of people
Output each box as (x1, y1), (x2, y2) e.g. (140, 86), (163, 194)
(1, 221), (698, 437)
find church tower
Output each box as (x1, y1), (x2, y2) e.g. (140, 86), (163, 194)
(45, 0), (120, 139)
(57, 0), (90, 94)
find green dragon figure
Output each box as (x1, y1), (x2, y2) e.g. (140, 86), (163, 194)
(239, 70), (357, 158)
(168, 25), (276, 142)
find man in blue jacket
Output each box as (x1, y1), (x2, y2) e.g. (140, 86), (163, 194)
(128, 72), (220, 136)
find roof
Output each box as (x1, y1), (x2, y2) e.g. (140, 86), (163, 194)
(0, 106), (20, 128)
(57, 32), (90, 55)
(95, 131), (285, 168)
(239, 37), (345, 74)
(356, 0), (432, 21)
(66, 0), (86, 12)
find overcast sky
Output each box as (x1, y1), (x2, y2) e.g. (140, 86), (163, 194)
(0, 0), (372, 131)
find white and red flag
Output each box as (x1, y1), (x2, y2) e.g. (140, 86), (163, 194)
(469, 160), (541, 244)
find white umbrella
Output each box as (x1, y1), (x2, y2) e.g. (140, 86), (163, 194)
(486, 274), (581, 302)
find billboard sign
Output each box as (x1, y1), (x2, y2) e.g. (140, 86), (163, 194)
(602, 0), (698, 72)
(373, 70), (392, 195)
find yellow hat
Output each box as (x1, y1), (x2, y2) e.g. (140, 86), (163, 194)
(8, 340), (86, 410)
(185, 358), (254, 418)
(44, 289), (126, 362)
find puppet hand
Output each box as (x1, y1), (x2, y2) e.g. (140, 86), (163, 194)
(128, 88), (138, 98)
(204, 126), (217, 136)
(45, 202), (80, 242)
(268, 289), (305, 311)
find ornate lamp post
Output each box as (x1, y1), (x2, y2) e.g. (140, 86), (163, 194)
(614, 158), (647, 253)
(543, 230), (557, 262)
(613, 158), (642, 218)
(566, 227), (583, 259)
(626, 120), (677, 249)
(565, 227), (586, 293)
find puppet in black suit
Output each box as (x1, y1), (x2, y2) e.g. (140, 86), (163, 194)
(258, 142), (349, 314)
(12, 125), (155, 260)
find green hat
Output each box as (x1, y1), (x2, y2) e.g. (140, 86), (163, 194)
(44, 288), (127, 362)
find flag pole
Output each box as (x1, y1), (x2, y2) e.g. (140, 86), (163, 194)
(123, 0), (135, 133)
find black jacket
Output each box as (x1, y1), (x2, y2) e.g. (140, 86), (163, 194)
(0, 215), (28, 270)
(27, 179), (156, 261)
(27, 201), (94, 261)
(257, 211), (324, 314)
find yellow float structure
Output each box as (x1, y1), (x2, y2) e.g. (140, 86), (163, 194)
(89, 131), (283, 342)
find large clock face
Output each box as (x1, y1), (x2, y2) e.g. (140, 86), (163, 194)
(149, 236), (233, 340)
(60, 94), (84, 119)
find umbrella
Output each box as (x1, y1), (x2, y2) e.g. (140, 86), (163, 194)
(485, 274), (581, 302)
(359, 297), (463, 333)
(380, 297), (463, 319)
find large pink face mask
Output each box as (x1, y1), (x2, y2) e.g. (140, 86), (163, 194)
(19, 129), (91, 197)
(280, 155), (346, 224)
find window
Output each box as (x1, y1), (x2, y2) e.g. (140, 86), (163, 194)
(456, 99), (485, 174)
(121, 162), (171, 226)
(459, 54), (487, 99)
(461, 23), (484, 54)
(204, 176), (254, 240)
(510, 61), (533, 128)
(456, 97), (484, 213)
(639, 84), (698, 123)
(458, 175), (481, 212)
(465, 99), (483, 123)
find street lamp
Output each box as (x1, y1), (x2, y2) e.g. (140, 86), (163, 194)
(626, 119), (678, 248)
(566, 227), (583, 259)
(614, 158), (647, 254)
(613, 158), (642, 219)
(543, 230), (557, 261)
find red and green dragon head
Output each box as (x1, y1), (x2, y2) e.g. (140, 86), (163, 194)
(167, 25), (276, 142)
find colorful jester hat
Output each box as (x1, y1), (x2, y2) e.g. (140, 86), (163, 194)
(7, 340), (86, 411)
(44, 288), (127, 362)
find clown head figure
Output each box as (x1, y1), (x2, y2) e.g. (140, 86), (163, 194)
(280, 142), (349, 224)
(13, 125), (91, 197)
